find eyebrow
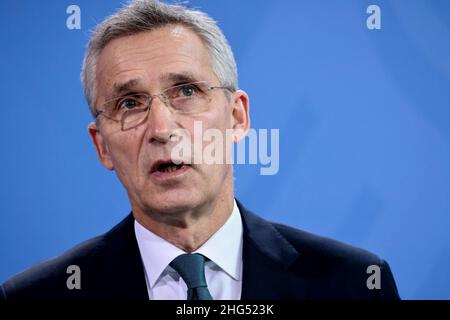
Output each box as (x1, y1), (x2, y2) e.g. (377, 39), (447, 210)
(158, 72), (200, 85)
(107, 72), (202, 100)
(108, 79), (142, 100)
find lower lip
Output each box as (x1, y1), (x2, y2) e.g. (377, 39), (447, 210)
(151, 164), (190, 179)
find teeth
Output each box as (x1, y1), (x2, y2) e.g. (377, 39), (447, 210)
(167, 165), (177, 173)
(159, 164), (182, 173)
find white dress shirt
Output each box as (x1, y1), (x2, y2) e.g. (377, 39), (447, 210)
(134, 199), (243, 300)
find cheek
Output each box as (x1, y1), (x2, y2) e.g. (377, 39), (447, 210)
(182, 108), (233, 168)
(184, 103), (232, 133)
(105, 131), (143, 174)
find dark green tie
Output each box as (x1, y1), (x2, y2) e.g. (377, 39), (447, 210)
(170, 253), (213, 300)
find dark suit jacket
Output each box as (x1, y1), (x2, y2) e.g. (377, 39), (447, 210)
(0, 201), (400, 300)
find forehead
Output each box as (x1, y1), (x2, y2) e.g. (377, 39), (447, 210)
(95, 25), (215, 100)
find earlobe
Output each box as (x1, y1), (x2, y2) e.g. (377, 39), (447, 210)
(231, 90), (250, 143)
(88, 122), (114, 170)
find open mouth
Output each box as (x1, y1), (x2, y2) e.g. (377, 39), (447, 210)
(150, 160), (190, 178)
(156, 162), (183, 173)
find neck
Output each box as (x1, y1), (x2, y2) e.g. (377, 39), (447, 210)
(132, 174), (235, 252)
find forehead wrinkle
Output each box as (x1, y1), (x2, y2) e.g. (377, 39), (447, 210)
(103, 59), (209, 98)
(96, 26), (215, 103)
(109, 50), (204, 77)
(102, 28), (203, 68)
(102, 27), (208, 70)
(99, 42), (204, 84)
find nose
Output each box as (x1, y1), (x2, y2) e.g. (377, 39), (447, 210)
(145, 95), (175, 144)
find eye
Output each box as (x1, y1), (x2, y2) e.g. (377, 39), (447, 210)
(178, 84), (198, 97)
(117, 95), (146, 110)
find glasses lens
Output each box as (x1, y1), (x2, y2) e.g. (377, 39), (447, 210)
(99, 94), (147, 130)
(165, 82), (211, 114)
(99, 84), (219, 131)
(122, 107), (149, 130)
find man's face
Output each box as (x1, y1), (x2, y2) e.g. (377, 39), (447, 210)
(89, 25), (248, 215)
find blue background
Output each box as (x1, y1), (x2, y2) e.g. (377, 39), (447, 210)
(1, 0), (449, 299)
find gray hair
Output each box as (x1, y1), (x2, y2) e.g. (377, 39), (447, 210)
(81, 0), (238, 117)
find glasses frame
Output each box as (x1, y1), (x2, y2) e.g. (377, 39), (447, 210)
(95, 81), (234, 131)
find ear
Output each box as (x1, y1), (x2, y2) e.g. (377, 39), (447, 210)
(88, 122), (114, 170)
(230, 90), (250, 143)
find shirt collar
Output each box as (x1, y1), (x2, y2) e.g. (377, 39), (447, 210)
(194, 200), (243, 281)
(134, 199), (243, 288)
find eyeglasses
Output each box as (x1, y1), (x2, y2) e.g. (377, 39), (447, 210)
(96, 81), (234, 131)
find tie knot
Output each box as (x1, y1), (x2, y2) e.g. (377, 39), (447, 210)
(170, 253), (208, 289)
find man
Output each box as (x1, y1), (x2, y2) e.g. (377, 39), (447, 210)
(1, 0), (399, 300)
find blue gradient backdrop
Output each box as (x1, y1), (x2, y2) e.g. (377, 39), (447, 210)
(1, 0), (449, 299)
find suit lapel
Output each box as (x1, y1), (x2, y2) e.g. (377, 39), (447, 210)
(87, 202), (311, 300)
(85, 214), (149, 300)
(237, 201), (311, 299)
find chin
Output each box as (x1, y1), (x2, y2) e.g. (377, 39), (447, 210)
(144, 189), (204, 214)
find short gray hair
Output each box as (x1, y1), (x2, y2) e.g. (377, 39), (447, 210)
(81, 0), (238, 117)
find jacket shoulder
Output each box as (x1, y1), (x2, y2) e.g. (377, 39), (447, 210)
(272, 222), (382, 265)
(1, 234), (104, 300)
(271, 222), (400, 299)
